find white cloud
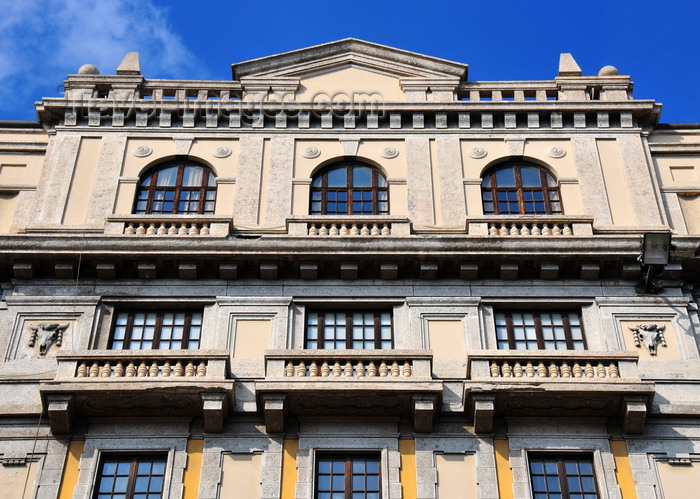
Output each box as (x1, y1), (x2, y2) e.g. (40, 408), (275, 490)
(0, 0), (204, 118)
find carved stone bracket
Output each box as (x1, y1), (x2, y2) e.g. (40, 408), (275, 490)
(262, 393), (287, 433)
(45, 394), (74, 435)
(201, 392), (228, 433)
(413, 394), (438, 432)
(472, 394), (496, 433)
(622, 396), (648, 434)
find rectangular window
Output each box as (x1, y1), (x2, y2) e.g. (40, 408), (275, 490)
(495, 311), (585, 350)
(110, 310), (202, 350)
(305, 311), (392, 349)
(316, 455), (381, 499)
(94, 455), (166, 499)
(529, 455), (598, 499)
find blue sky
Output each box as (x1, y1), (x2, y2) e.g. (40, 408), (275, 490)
(1, 0), (698, 123)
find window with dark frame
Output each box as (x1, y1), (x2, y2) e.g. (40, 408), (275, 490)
(495, 311), (585, 350)
(94, 454), (167, 499)
(134, 161), (216, 215)
(316, 455), (381, 499)
(305, 311), (393, 349)
(110, 310), (202, 350)
(481, 162), (562, 215)
(310, 161), (388, 215)
(529, 455), (598, 499)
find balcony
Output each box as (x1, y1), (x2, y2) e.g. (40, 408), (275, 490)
(256, 350), (441, 432)
(39, 350), (233, 434)
(466, 350), (654, 434)
(104, 215), (232, 237)
(287, 216), (411, 237)
(466, 216), (594, 237)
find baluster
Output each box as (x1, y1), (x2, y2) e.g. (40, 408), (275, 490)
(584, 363), (594, 378)
(541, 224), (551, 236)
(350, 224), (360, 236)
(525, 362), (535, 377)
(379, 361), (388, 377)
(391, 361), (400, 377)
(521, 224), (531, 236)
(200, 223), (210, 235)
(162, 361), (171, 377)
(296, 361), (306, 377)
(308, 224), (318, 236)
(502, 361), (512, 377)
(371, 224), (380, 236)
(344, 362), (353, 377)
(332, 361), (342, 377)
(531, 224), (541, 236)
(146, 223), (157, 235)
(149, 361), (160, 377)
(197, 361), (207, 377)
(560, 362), (571, 378)
(549, 362), (559, 378)
(509, 224), (519, 236)
(368, 362), (377, 377)
(174, 361), (184, 377)
(157, 223), (167, 235)
(319, 224), (329, 236)
(329, 224), (339, 236)
(321, 361), (330, 377)
(77, 362), (88, 377)
(114, 362), (124, 377)
(178, 223), (188, 235)
(309, 361), (319, 377)
(381, 224), (391, 236)
(537, 362), (547, 377)
(360, 224), (370, 236)
(136, 223), (147, 235)
(552, 224), (562, 236)
(609, 363), (619, 378)
(189, 224), (199, 235)
(90, 361), (100, 378)
(126, 361), (136, 377)
(356, 361), (365, 377)
(513, 362), (523, 377)
(572, 362), (582, 378)
(490, 362), (500, 377)
(125, 223), (136, 235)
(562, 224), (572, 236)
(499, 224), (508, 236)
(185, 361), (195, 377)
(168, 223), (178, 235)
(489, 224), (499, 236)
(402, 361), (411, 377)
(285, 361), (295, 377)
(340, 224), (348, 236)
(596, 362), (606, 378)
(100, 362), (111, 377)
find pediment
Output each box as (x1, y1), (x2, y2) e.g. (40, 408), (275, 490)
(232, 39), (468, 102)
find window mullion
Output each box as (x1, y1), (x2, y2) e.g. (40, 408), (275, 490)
(124, 312), (135, 349)
(557, 459), (570, 499)
(534, 313), (545, 349)
(345, 458), (352, 498)
(317, 313), (325, 349)
(563, 313), (574, 350)
(515, 166), (526, 214)
(506, 313), (516, 349)
(541, 169), (553, 214)
(183, 312), (192, 349)
(126, 459), (138, 499)
(345, 313), (353, 349)
(153, 313), (163, 349)
(374, 313), (380, 349)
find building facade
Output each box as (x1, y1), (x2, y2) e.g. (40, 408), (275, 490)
(1, 39), (700, 498)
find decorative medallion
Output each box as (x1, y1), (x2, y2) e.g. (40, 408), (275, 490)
(628, 324), (667, 356)
(380, 146), (399, 159)
(212, 146), (232, 158)
(468, 147), (487, 159)
(302, 146), (321, 159)
(133, 145), (152, 157)
(546, 146), (566, 158)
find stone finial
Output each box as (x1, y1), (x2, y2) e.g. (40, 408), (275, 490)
(598, 65), (619, 76)
(116, 52), (141, 75)
(558, 53), (582, 76)
(78, 64), (100, 75)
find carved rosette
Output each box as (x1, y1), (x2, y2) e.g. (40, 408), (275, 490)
(546, 146), (566, 158)
(302, 146), (321, 159)
(468, 147), (487, 159)
(132, 145), (153, 157)
(379, 146), (399, 159)
(212, 146), (232, 158)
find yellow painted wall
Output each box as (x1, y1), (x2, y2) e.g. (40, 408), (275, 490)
(182, 439), (203, 499)
(399, 439), (417, 499)
(494, 439), (514, 499)
(63, 137), (102, 225)
(233, 319), (272, 359)
(620, 320), (680, 360)
(427, 320), (465, 359)
(656, 461), (700, 499)
(57, 439), (85, 499)
(221, 452), (262, 498)
(610, 440), (637, 499)
(281, 439), (299, 499)
(435, 453), (477, 498)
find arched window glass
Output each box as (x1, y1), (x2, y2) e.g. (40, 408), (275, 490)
(134, 161), (217, 214)
(310, 161), (388, 215)
(481, 162), (562, 215)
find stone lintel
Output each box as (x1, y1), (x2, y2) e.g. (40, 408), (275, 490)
(219, 263), (238, 280)
(500, 264), (518, 281)
(137, 262), (157, 279)
(201, 393), (227, 433)
(178, 263), (198, 280)
(260, 263), (278, 280)
(413, 394), (437, 433)
(340, 264), (358, 280)
(262, 394), (287, 433)
(420, 264), (438, 280)
(623, 396), (648, 434)
(46, 394), (74, 435)
(300, 263), (318, 280)
(580, 263), (600, 280)
(96, 263), (116, 280)
(380, 263), (399, 280)
(472, 394), (496, 434)
(12, 262), (33, 279)
(540, 263), (559, 280)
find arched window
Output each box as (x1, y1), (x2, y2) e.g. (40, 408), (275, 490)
(310, 161), (388, 215)
(481, 162), (562, 215)
(134, 161), (216, 215)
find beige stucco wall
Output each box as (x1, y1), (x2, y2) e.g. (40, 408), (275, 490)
(656, 461), (700, 498)
(221, 453), (262, 497)
(435, 453), (478, 498)
(233, 320), (272, 359)
(428, 320), (464, 360)
(295, 65), (406, 102)
(0, 462), (37, 499)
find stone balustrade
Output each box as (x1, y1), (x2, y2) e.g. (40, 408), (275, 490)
(104, 216), (231, 237)
(308, 222), (391, 237)
(488, 222), (572, 236)
(264, 350), (433, 379)
(458, 82), (559, 102)
(286, 217), (411, 237)
(124, 222), (211, 236)
(467, 217), (594, 237)
(469, 350), (641, 381)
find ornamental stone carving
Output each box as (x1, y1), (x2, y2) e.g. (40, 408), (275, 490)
(132, 145), (153, 157)
(468, 147), (487, 159)
(28, 323), (69, 356)
(302, 146), (321, 159)
(628, 324), (667, 355)
(546, 146), (566, 158)
(212, 146), (232, 158)
(379, 146), (399, 159)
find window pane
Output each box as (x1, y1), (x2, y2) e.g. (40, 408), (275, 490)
(521, 166), (543, 186)
(495, 167), (516, 187)
(327, 167), (347, 187)
(155, 166), (177, 186)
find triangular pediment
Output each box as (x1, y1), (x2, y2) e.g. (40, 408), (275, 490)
(232, 39), (468, 80)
